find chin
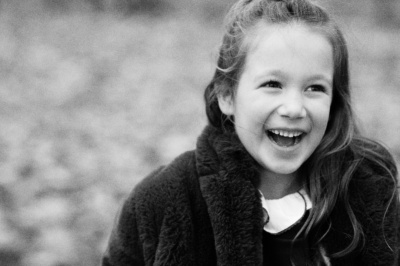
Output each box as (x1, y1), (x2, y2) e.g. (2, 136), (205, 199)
(276, 168), (299, 175)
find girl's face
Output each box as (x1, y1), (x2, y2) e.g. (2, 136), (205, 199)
(218, 22), (333, 181)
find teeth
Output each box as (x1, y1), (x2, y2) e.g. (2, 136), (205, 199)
(269, 130), (302, 137)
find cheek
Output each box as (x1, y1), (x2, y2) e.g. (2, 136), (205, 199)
(315, 108), (331, 138)
(235, 107), (266, 134)
(307, 103), (331, 141)
(312, 100), (331, 123)
(321, 109), (331, 126)
(235, 95), (270, 121)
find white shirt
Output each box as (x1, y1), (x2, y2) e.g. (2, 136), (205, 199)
(259, 189), (312, 234)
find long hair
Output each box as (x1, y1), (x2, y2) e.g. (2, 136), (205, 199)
(203, 0), (399, 263)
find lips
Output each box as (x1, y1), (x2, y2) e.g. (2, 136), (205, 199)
(267, 129), (305, 147)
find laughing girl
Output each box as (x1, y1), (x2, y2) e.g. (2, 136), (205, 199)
(102, 0), (399, 265)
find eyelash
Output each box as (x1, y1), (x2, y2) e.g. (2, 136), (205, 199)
(260, 80), (327, 93)
(306, 85), (326, 93)
(260, 80), (281, 88)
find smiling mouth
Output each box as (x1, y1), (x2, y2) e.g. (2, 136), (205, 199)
(267, 129), (305, 147)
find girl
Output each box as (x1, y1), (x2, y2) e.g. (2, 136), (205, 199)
(102, 0), (399, 265)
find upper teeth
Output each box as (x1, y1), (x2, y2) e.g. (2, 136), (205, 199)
(270, 129), (302, 138)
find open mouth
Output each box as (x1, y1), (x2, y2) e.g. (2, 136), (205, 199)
(267, 129), (304, 147)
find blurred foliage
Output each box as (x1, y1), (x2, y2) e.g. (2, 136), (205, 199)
(0, 0), (399, 265)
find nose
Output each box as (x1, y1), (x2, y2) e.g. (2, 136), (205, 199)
(276, 91), (306, 119)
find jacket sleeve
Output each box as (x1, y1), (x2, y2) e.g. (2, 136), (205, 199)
(101, 167), (165, 266)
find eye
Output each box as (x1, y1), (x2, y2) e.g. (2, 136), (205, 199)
(260, 80), (282, 89)
(306, 85), (326, 93)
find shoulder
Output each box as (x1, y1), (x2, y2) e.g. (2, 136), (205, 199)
(134, 150), (197, 197)
(346, 138), (400, 262)
(346, 138), (397, 202)
(102, 151), (199, 265)
(351, 137), (397, 179)
(349, 137), (397, 201)
(123, 150), (197, 216)
(347, 138), (399, 233)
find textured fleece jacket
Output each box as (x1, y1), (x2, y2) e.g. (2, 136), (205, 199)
(102, 126), (399, 266)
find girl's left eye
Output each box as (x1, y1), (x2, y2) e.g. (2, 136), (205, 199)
(306, 85), (326, 93)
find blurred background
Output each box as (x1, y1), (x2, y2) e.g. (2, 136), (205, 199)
(0, 0), (399, 265)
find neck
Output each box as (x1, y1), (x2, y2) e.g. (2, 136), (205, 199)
(258, 171), (301, 200)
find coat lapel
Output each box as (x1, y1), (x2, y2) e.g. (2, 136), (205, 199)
(196, 126), (264, 266)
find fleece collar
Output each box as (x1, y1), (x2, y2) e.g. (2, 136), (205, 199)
(195, 126), (264, 266)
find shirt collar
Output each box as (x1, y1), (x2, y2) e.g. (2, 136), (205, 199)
(259, 189), (312, 234)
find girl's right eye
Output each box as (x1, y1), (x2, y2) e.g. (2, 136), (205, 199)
(260, 80), (282, 89)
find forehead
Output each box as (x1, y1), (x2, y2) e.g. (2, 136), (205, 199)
(242, 21), (334, 77)
(244, 21), (332, 57)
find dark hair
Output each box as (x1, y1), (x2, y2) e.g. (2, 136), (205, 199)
(204, 0), (399, 263)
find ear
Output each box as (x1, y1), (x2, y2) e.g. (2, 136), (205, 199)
(217, 93), (235, 116)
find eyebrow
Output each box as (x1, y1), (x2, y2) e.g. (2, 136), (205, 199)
(252, 70), (285, 83)
(307, 74), (333, 85)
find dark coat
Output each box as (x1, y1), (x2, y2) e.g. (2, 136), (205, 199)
(102, 126), (399, 266)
